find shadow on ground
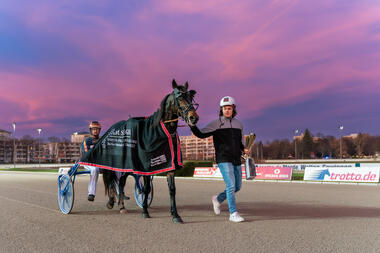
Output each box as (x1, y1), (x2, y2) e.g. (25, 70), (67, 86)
(70, 201), (380, 221)
(241, 201), (380, 220)
(175, 201), (380, 220)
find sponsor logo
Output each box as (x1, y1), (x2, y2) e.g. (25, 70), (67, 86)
(150, 155), (167, 167)
(304, 167), (380, 182)
(304, 169), (330, 180)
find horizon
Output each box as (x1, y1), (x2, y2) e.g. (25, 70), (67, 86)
(2, 126), (378, 143)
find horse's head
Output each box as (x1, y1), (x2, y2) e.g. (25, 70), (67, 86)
(169, 79), (199, 126)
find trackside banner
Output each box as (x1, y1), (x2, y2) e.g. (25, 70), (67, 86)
(260, 163), (380, 170)
(193, 165), (292, 180)
(255, 166), (292, 180)
(193, 167), (222, 178)
(304, 167), (380, 182)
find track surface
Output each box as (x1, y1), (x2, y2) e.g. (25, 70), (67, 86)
(1, 172), (380, 252)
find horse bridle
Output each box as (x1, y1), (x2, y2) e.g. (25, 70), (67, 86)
(163, 89), (198, 124)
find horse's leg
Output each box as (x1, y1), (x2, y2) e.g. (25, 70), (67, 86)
(167, 172), (183, 224)
(142, 175), (151, 219)
(103, 170), (116, 209)
(118, 173), (128, 214)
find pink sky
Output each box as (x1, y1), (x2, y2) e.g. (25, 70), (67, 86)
(1, 0), (379, 141)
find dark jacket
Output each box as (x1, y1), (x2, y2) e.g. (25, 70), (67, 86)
(81, 136), (99, 157)
(190, 116), (244, 165)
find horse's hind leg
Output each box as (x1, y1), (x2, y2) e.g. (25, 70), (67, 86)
(118, 173), (128, 214)
(103, 170), (116, 209)
(107, 189), (116, 209)
(142, 175), (151, 219)
(167, 172), (183, 224)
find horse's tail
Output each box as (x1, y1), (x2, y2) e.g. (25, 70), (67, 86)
(102, 169), (117, 196)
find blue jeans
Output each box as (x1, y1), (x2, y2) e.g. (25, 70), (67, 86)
(217, 162), (242, 214)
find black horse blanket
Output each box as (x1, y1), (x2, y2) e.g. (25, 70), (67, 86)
(79, 112), (183, 175)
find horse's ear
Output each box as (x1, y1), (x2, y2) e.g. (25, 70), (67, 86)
(184, 81), (189, 90)
(189, 90), (196, 97)
(172, 79), (178, 89)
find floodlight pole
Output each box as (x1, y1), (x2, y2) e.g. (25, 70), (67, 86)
(37, 128), (42, 167)
(12, 122), (16, 168)
(294, 129), (299, 159)
(339, 125), (344, 159)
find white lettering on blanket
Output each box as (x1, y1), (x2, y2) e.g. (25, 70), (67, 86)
(102, 128), (137, 148)
(151, 155), (167, 166)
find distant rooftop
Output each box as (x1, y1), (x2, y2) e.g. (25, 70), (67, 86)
(0, 129), (11, 134)
(74, 131), (90, 135)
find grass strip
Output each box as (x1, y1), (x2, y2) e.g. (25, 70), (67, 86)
(0, 168), (59, 173)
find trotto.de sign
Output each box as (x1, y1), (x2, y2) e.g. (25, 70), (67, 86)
(304, 167), (380, 182)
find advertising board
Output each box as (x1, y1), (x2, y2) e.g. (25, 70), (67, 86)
(194, 165), (292, 180)
(304, 167), (380, 182)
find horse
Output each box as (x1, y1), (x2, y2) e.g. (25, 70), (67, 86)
(102, 79), (199, 224)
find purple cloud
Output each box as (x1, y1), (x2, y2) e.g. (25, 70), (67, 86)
(0, 0), (379, 140)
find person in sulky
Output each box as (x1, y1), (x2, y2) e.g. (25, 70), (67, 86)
(81, 121), (102, 202)
(190, 96), (249, 222)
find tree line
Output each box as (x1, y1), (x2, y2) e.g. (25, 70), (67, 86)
(253, 129), (380, 160)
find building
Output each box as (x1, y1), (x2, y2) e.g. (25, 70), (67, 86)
(0, 138), (82, 164)
(46, 142), (81, 163)
(180, 134), (215, 161)
(71, 132), (90, 143)
(293, 133), (321, 142)
(179, 134), (252, 161)
(0, 139), (13, 163)
(0, 129), (87, 164)
(0, 129), (11, 140)
(344, 133), (359, 139)
(0, 139), (43, 163)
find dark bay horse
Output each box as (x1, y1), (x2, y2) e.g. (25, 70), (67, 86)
(102, 79), (199, 223)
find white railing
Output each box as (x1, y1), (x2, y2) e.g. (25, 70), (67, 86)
(263, 158), (378, 163)
(0, 163), (75, 169)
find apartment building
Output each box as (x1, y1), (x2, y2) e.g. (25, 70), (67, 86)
(0, 140), (13, 163)
(71, 131), (90, 143)
(46, 142), (81, 163)
(0, 129), (11, 140)
(180, 134), (215, 161)
(0, 129), (82, 163)
(0, 139), (43, 163)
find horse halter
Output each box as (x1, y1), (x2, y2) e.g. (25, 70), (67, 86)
(164, 88), (198, 124)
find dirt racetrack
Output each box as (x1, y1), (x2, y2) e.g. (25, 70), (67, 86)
(1, 171), (380, 253)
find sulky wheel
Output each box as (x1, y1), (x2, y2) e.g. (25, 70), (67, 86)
(134, 176), (153, 208)
(57, 174), (75, 214)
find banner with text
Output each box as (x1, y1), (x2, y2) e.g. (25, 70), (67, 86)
(262, 163), (380, 170)
(194, 165), (292, 180)
(304, 167), (380, 182)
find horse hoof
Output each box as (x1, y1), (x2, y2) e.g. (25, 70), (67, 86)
(142, 213), (151, 219)
(173, 217), (184, 224)
(120, 208), (127, 214)
(106, 202), (114, 209)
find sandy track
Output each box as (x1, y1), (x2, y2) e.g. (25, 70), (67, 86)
(1, 172), (380, 252)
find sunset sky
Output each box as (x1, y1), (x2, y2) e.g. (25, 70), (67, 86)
(1, 0), (379, 141)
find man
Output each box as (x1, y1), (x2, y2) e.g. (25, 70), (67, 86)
(190, 96), (249, 222)
(81, 121), (102, 201)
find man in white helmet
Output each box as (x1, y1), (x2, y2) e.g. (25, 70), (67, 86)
(81, 121), (102, 201)
(190, 96), (249, 222)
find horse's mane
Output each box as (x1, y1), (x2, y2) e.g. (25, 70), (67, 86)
(152, 93), (171, 127)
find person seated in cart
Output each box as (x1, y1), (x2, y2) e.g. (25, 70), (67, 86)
(81, 121), (102, 201)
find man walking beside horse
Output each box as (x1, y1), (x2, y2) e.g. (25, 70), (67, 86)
(190, 96), (249, 222)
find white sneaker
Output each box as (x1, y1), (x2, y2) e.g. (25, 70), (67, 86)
(212, 195), (221, 215)
(229, 212), (244, 222)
